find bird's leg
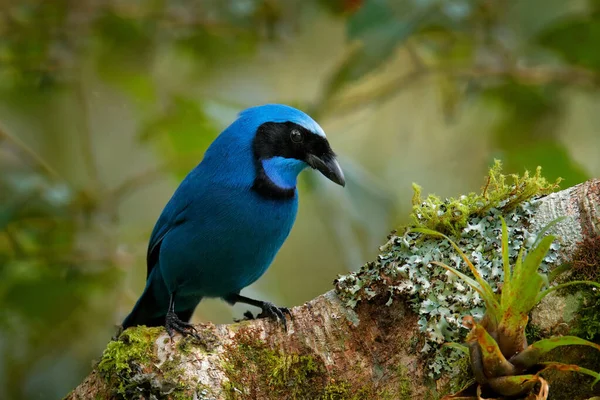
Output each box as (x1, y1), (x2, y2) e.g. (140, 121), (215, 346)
(226, 293), (292, 330)
(165, 293), (200, 340)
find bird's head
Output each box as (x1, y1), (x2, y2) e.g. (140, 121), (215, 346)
(205, 104), (345, 198)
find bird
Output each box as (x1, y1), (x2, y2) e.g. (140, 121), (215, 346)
(121, 104), (345, 337)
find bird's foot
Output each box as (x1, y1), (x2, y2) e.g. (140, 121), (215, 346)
(256, 301), (292, 330)
(225, 294), (292, 329)
(165, 311), (200, 341)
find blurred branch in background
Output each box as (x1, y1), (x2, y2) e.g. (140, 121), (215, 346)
(0, 0), (599, 398)
(0, 124), (62, 180)
(324, 63), (600, 118)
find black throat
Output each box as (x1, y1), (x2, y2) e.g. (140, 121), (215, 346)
(251, 122), (300, 200)
(251, 121), (330, 200)
(252, 163), (296, 200)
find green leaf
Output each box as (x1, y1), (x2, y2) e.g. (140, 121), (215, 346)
(443, 342), (470, 355)
(498, 235), (556, 357)
(347, 0), (394, 39)
(538, 16), (600, 71)
(500, 243), (524, 313)
(536, 280), (600, 304)
(538, 362), (600, 388)
(323, 0), (429, 97)
(547, 262), (571, 283)
(487, 374), (540, 397)
(510, 336), (600, 370)
(467, 318), (516, 378)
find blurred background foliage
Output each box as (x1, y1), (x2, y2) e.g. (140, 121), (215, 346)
(0, 0), (599, 398)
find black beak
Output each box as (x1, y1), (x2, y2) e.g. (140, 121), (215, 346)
(307, 153), (345, 187)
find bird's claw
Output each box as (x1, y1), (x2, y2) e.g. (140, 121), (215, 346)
(165, 311), (201, 341)
(256, 301), (291, 330)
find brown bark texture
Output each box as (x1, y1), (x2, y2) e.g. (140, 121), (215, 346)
(67, 179), (600, 400)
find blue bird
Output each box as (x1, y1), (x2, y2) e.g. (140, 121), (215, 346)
(122, 104), (345, 336)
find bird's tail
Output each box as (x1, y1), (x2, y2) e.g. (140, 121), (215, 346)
(121, 268), (200, 329)
(122, 268), (170, 329)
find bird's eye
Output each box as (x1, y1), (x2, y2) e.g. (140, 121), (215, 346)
(290, 129), (303, 143)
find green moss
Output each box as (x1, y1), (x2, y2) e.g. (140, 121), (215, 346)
(411, 160), (560, 236)
(322, 381), (352, 399)
(573, 290), (600, 342)
(98, 327), (200, 399)
(320, 363), (412, 400)
(222, 327), (414, 399)
(160, 356), (186, 384)
(176, 329), (218, 355)
(356, 386), (386, 400)
(98, 326), (162, 396)
(394, 364), (413, 399)
(444, 352), (472, 396)
(177, 336), (194, 355)
(222, 328), (327, 399)
(321, 380), (393, 400)
(525, 321), (545, 343)
(196, 384), (219, 400)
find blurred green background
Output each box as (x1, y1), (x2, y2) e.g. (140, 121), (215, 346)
(1, 0), (599, 398)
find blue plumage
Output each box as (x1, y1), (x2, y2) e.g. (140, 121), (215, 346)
(122, 104), (344, 334)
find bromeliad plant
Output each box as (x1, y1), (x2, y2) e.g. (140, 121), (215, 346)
(414, 217), (600, 399)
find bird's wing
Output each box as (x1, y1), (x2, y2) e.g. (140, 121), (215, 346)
(146, 198), (190, 278)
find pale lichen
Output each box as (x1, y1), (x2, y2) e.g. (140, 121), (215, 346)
(335, 161), (562, 377)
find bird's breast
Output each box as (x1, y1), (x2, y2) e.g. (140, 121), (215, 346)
(160, 187), (299, 297)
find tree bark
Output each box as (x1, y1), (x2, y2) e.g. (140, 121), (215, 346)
(67, 179), (600, 400)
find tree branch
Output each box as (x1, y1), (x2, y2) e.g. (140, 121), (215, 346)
(67, 179), (600, 400)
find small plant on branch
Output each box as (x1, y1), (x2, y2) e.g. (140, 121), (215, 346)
(414, 217), (600, 399)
